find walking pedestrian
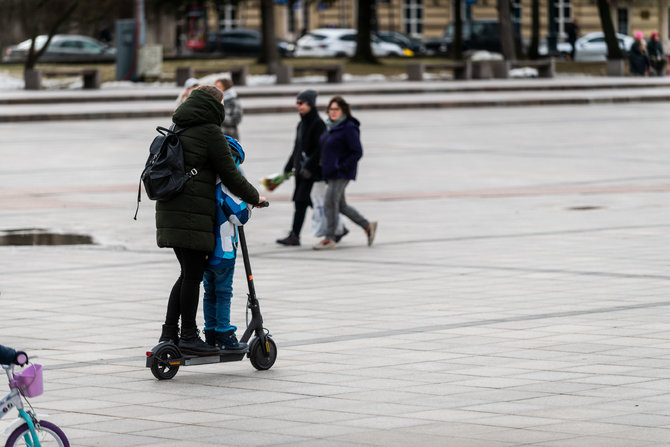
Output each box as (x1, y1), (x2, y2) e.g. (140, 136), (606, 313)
(156, 85), (266, 356)
(214, 78), (243, 140)
(176, 77), (199, 106)
(566, 19), (579, 61)
(276, 89), (326, 246)
(629, 31), (649, 76)
(313, 96), (377, 250)
(648, 32), (665, 76)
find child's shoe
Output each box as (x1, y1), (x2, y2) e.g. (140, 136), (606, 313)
(204, 329), (217, 347)
(276, 232), (300, 246)
(216, 331), (248, 352)
(366, 222), (378, 246)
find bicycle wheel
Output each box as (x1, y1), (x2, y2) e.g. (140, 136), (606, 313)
(5, 420), (69, 447)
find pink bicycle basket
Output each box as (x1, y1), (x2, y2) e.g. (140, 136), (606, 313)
(12, 364), (43, 397)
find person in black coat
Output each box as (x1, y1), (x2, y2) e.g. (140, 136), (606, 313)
(648, 32), (665, 76)
(629, 31), (649, 76)
(277, 89), (326, 246)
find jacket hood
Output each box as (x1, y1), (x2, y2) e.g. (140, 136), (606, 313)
(173, 89), (225, 127)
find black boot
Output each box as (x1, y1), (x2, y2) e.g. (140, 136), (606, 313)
(179, 327), (220, 356)
(158, 324), (179, 345)
(216, 330), (248, 352)
(204, 329), (217, 347)
(276, 232), (300, 246)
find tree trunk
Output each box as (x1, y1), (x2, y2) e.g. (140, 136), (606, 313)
(597, 0), (623, 59)
(498, 0), (516, 61)
(24, 0), (79, 71)
(453, 0), (463, 60)
(258, 0), (280, 74)
(352, 0), (378, 63)
(528, 0), (539, 59)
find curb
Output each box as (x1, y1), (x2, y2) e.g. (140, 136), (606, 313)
(3, 92), (670, 122)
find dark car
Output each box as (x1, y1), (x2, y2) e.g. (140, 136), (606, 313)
(3, 34), (116, 63)
(376, 31), (425, 56)
(206, 28), (295, 57)
(424, 20), (518, 56)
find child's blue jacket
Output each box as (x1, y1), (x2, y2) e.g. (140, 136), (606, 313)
(207, 182), (251, 268)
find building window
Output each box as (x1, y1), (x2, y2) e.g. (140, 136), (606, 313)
(552, 0), (572, 39)
(513, 0), (522, 36)
(218, 1), (239, 30)
(403, 0), (423, 37)
(617, 8), (628, 35)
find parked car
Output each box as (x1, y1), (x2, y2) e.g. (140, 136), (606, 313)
(294, 28), (406, 57)
(424, 19), (519, 56)
(3, 34), (116, 63)
(206, 28), (295, 57)
(376, 30), (425, 56)
(539, 32), (634, 61)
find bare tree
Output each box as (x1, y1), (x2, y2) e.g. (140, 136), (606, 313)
(596, 0), (623, 59)
(258, 0), (280, 73)
(527, 0), (539, 59)
(352, 0), (378, 63)
(19, 0), (80, 70)
(497, 0), (516, 60)
(453, 0), (463, 60)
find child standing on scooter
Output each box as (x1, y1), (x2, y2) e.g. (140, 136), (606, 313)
(203, 136), (251, 352)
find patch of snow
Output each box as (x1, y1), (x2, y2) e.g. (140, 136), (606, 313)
(0, 71), (24, 89)
(509, 67), (539, 78)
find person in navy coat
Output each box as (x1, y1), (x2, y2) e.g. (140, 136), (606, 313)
(314, 96), (377, 250)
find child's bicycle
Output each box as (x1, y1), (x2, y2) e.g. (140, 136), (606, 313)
(1, 353), (69, 447)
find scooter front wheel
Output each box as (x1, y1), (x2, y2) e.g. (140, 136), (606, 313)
(248, 336), (277, 370)
(6, 420), (69, 447)
(150, 343), (181, 380)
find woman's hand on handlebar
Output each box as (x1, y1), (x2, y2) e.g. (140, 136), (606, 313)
(256, 196), (269, 208)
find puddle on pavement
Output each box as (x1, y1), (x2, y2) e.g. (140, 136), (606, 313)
(0, 228), (94, 246)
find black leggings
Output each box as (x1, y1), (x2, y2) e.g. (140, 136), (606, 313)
(292, 201), (309, 236)
(165, 247), (208, 330)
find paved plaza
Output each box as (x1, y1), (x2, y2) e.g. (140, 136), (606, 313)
(2, 91), (670, 446)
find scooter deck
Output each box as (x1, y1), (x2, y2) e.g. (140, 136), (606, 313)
(145, 347), (247, 368)
(182, 351), (246, 366)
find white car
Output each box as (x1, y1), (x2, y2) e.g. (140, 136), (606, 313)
(295, 28), (406, 57)
(539, 32), (634, 61)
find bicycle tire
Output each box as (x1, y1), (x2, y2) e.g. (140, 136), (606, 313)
(5, 420), (69, 447)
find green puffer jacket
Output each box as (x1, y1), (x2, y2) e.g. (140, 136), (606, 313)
(155, 89), (260, 252)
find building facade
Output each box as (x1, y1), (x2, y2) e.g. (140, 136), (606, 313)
(207, 0), (670, 48)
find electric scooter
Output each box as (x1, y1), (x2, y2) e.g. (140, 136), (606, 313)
(146, 222), (277, 380)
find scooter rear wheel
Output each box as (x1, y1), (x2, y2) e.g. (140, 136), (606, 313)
(249, 336), (277, 370)
(150, 343), (181, 380)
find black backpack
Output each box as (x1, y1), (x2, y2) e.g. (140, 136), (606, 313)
(134, 125), (197, 219)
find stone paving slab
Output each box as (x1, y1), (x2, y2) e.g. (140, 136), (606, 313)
(1, 103), (670, 445)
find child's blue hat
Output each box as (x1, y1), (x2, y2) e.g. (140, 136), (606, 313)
(225, 135), (245, 164)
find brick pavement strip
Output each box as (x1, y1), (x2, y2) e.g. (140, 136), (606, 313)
(1, 102), (670, 446)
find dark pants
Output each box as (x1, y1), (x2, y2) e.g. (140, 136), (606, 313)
(291, 201), (309, 236)
(165, 247), (208, 330)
